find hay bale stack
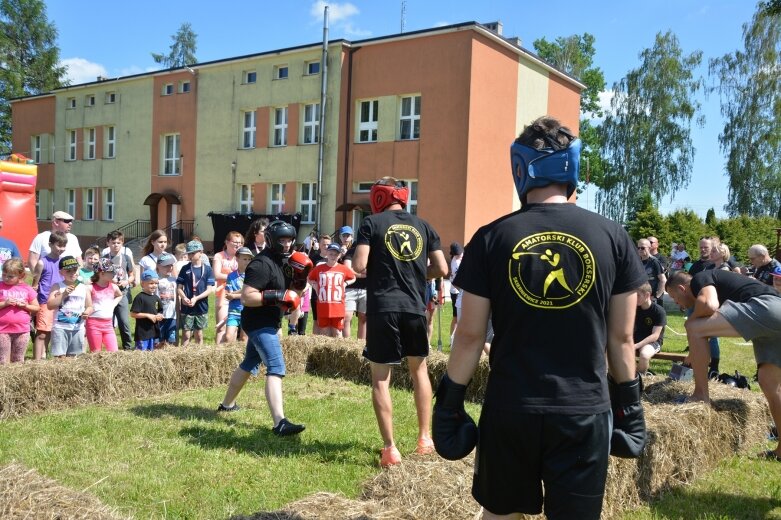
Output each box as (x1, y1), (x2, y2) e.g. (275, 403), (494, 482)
(0, 462), (124, 519)
(232, 491), (391, 520)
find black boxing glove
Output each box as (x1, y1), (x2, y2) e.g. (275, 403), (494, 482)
(433, 373), (478, 461)
(609, 375), (647, 458)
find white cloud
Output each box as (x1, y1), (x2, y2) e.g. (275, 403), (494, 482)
(115, 65), (160, 77)
(342, 23), (372, 38)
(433, 21), (451, 28)
(586, 90), (616, 122)
(310, 1), (359, 23)
(60, 57), (107, 85)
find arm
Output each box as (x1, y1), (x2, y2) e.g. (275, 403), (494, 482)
(351, 244), (369, 274)
(605, 290), (638, 383)
(194, 283), (215, 302)
(446, 291), (490, 385)
(47, 286), (64, 310)
(27, 251), (40, 273)
(343, 257), (366, 279)
(427, 250), (448, 280)
(213, 253), (229, 283)
(656, 273), (667, 299)
(634, 325), (664, 350)
(31, 261), (44, 290)
(82, 290), (93, 318)
(691, 285), (719, 319)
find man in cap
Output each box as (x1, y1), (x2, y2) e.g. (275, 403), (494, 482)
(28, 211), (82, 271)
(434, 116), (647, 519)
(351, 177), (448, 467)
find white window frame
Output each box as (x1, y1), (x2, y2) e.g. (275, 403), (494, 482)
(51, 190), (55, 215)
(66, 189), (76, 218)
(239, 184), (253, 214)
(162, 133), (181, 175)
(358, 100), (379, 143)
(84, 188), (95, 221)
(162, 83), (174, 96)
(48, 133), (55, 163)
(84, 128), (96, 160)
(32, 135), (42, 164)
(275, 65), (289, 80)
(273, 107), (288, 147)
(242, 111), (256, 149)
(300, 182), (317, 224)
(179, 81), (191, 93)
(270, 183), (285, 214)
(353, 182), (375, 193)
(67, 97), (76, 109)
(306, 60), (320, 75)
(244, 70), (257, 84)
(103, 188), (114, 221)
(302, 103), (320, 144)
(86, 94), (96, 107)
(67, 130), (77, 161)
(35, 190), (41, 219)
(105, 91), (116, 104)
(105, 126), (116, 158)
(399, 95), (421, 140)
(405, 180), (418, 215)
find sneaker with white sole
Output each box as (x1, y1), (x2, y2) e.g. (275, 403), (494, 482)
(272, 418), (305, 436)
(217, 403), (240, 412)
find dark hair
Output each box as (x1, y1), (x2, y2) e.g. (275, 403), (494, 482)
(141, 230), (168, 256)
(244, 218), (270, 245)
(49, 231), (68, 246)
(106, 230), (125, 242)
(515, 116), (574, 151)
(666, 271), (692, 290)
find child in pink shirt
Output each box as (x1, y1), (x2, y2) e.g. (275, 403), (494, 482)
(0, 258), (39, 363)
(86, 259), (123, 353)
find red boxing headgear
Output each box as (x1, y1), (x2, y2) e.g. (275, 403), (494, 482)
(369, 178), (409, 214)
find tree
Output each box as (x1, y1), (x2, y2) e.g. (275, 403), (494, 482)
(626, 190), (669, 243)
(760, 0), (781, 16)
(596, 31), (704, 222)
(709, 7), (781, 216)
(151, 22), (197, 68)
(0, 0), (66, 153)
(705, 208), (717, 227)
(665, 209), (707, 258)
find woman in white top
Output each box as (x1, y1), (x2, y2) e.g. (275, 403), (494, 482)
(138, 230), (169, 279)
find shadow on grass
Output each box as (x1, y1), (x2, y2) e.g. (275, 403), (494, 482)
(649, 490), (781, 520)
(130, 402), (242, 423)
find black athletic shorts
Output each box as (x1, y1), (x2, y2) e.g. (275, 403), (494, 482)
(363, 312), (428, 364)
(472, 407), (610, 519)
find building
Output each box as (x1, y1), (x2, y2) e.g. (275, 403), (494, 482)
(11, 21), (582, 252)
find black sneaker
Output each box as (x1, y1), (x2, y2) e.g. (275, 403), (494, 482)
(645, 369), (655, 376)
(273, 418), (305, 436)
(288, 327), (298, 336)
(217, 403), (240, 412)
(708, 369), (719, 380)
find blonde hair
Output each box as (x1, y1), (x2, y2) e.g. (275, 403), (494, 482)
(2, 258), (25, 277)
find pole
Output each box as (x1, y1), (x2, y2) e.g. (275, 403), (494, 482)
(436, 278), (443, 352)
(315, 6), (329, 234)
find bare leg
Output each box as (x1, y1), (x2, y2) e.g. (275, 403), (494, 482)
(343, 310), (354, 339)
(34, 331), (49, 360)
(215, 302), (227, 344)
(194, 329), (203, 345)
(684, 312), (740, 403)
(221, 367), (251, 407)
(265, 374), (285, 426)
(758, 363), (781, 457)
(181, 329), (192, 347)
(408, 356), (432, 440)
(370, 362), (395, 447)
(356, 312), (367, 340)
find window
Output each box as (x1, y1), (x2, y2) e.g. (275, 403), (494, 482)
(239, 184), (253, 214)
(48, 133), (55, 163)
(35, 190), (40, 219)
(84, 188), (95, 221)
(406, 180), (418, 215)
(103, 188), (114, 221)
(275, 65), (289, 79)
(66, 189), (76, 218)
(67, 130), (77, 161)
(273, 107), (288, 147)
(162, 83), (174, 95)
(399, 95), (421, 140)
(358, 100), (379, 143)
(105, 92), (116, 104)
(179, 81), (191, 93)
(32, 135), (42, 164)
(51, 190), (55, 215)
(300, 182), (317, 224)
(302, 103), (320, 144)
(353, 182), (375, 193)
(244, 70), (257, 84)
(306, 61), (320, 75)
(67, 97), (76, 109)
(85, 95), (96, 107)
(84, 128), (96, 160)
(270, 183), (285, 214)
(242, 111), (256, 149)
(162, 134), (181, 175)
(105, 126), (116, 158)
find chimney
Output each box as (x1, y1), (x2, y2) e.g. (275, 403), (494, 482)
(482, 21), (503, 35)
(97, 76), (106, 82)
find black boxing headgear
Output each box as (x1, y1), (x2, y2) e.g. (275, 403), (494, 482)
(264, 220), (297, 258)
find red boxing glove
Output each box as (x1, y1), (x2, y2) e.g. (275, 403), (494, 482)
(262, 289), (300, 311)
(286, 251), (313, 291)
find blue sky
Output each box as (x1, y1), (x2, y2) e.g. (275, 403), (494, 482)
(44, 0), (756, 218)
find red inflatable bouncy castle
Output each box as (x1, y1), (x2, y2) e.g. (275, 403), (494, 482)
(0, 154), (38, 254)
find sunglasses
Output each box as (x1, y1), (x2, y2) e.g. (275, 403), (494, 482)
(58, 218), (73, 223)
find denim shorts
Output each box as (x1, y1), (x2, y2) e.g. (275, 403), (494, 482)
(239, 327), (285, 377)
(51, 326), (84, 356)
(159, 318), (177, 343)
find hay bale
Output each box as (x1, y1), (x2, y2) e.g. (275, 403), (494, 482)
(0, 462), (124, 519)
(232, 491), (390, 520)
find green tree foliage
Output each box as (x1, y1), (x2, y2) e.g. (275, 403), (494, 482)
(664, 209), (707, 258)
(712, 215), (781, 262)
(596, 31), (704, 222)
(626, 191), (669, 243)
(709, 8), (781, 216)
(760, 0), (781, 16)
(151, 22), (197, 68)
(0, 0), (66, 153)
(705, 208), (717, 227)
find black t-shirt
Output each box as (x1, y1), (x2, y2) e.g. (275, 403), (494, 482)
(688, 258), (712, 275)
(691, 269), (777, 305)
(652, 252), (668, 271)
(642, 256), (664, 294)
(309, 250), (325, 266)
(754, 259), (781, 286)
(343, 244), (366, 290)
(131, 291), (163, 341)
(357, 210), (441, 316)
(454, 203), (646, 415)
(241, 249), (286, 331)
(633, 302), (666, 345)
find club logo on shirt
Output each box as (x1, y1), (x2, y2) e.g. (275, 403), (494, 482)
(508, 232), (595, 309)
(644, 316), (654, 327)
(385, 224), (423, 262)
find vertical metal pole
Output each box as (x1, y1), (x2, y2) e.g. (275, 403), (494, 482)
(315, 6), (329, 233)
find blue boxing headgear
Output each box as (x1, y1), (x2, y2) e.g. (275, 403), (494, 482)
(510, 135), (581, 203)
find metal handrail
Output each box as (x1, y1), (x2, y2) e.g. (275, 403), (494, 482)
(94, 219), (151, 248)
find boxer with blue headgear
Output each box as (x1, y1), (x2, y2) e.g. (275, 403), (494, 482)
(510, 117), (581, 204)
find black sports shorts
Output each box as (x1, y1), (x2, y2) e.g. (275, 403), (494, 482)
(472, 407), (610, 520)
(363, 312), (428, 364)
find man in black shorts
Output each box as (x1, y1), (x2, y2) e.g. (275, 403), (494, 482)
(666, 270), (781, 459)
(433, 116), (647, 519)
(351, 177), (448, 467)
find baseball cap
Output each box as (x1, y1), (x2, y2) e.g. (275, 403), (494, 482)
(339, 226), (353, 236)
(771, 266), (781, 278)
(58, 256), (79, 270)
(141, 269), (159, 281)
(236, 246), (254, 257)
(52, 210), (74, 221)
(450, 242), (464, 256)
(157, 253), (176, 266)
(326, 243), (342, 252)
(186, 240), (203, 253)
(95, 258), (116, 273)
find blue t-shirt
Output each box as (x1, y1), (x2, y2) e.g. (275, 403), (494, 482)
(176, 262), (215, 316)
(226, 270), (245, 315)
(0, 237), (21, 271)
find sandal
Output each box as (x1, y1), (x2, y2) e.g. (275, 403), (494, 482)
(757, 450), (781, 462)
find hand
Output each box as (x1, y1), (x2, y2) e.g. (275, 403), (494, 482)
(433, 373), (478, 460)
(609, 375), (647, 458)
(156, 313), (164, 322)
(64, 285), (75, 295)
